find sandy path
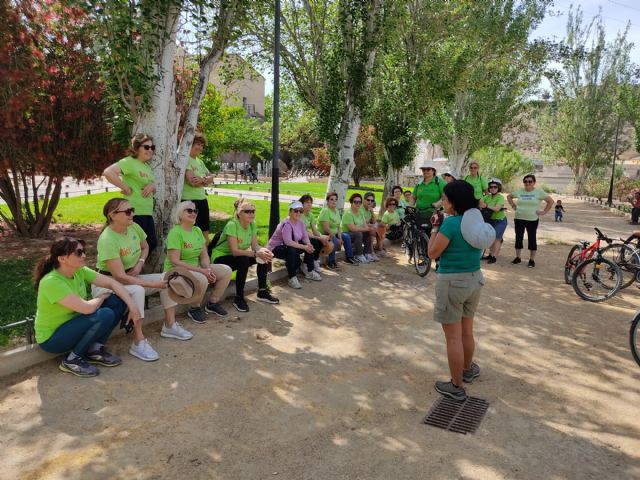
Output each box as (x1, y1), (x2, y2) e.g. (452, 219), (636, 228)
(1, 196), (639, 480)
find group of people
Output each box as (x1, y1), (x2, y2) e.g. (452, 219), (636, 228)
(34, 133), (559, 403)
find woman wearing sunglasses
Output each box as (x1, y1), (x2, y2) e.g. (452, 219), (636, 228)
(34, 237), (141, 377)
(103, 133), (158, 254)
(318, 192), (354, 268)
(93, 198), (184, 363)
(376, 197), (401, 254)
(268, 201), (322, 289)
(164, 201), (233, 321)
(506, 174), (554, 268)
(298, 194), (331, 273)
(479, 179), (507, 264)
(362, 192), (379, 262)
(341, 193), (373, 264)
(211, 199), (279, 312)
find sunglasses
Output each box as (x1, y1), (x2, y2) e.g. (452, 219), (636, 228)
(115, 208), (135, 216)
(184, 208), (198, 214)
(242, 209), (256, 214)
(488, 185), (499, 189)
(73, 248), (86, 257)
(141, 144), (156, 151)
(470, 166), (479, 169)
(523, 180), (534, 184)
(292, 209), (304, 213)
(352, 200), (362, 204)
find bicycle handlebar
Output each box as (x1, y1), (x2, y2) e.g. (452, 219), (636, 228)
(594, 227), (613, 244)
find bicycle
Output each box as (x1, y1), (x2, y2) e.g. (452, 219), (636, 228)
(403, 206), (432, 277)
(564, 229), (640, 289)
(564, 228), (623, 302)
(630, 311), (640, 368)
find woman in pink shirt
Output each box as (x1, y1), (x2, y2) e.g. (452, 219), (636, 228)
(268, 201), (322, 289)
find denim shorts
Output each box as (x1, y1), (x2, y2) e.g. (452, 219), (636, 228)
(489, 218), (508, 240)
(434, 270), (485, 324)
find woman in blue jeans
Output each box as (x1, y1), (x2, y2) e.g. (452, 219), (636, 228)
(35, 237), (142, 377)
(317, 191), (356, 267)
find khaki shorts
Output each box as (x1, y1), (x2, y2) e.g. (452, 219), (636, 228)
(433, 270), (485, 324)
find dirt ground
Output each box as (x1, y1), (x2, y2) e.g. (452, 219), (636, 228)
(1, 196), (639, 480)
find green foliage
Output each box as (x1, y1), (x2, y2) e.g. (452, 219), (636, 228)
(352, 125), (383, 186)
(473, 146), (534, 185)
(0, 258), (38, 346)
(539, 7), (633, 194)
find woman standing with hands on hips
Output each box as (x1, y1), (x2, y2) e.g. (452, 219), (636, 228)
(103, 134), (158, 254)
(506, 174), (553, 268)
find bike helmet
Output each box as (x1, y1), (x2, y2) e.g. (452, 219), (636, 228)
(488, 178), (502, 193)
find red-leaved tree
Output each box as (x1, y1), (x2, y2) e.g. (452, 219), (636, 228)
(0, 0), (118, 237)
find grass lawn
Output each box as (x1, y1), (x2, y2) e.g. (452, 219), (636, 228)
(214, 181), (392, 204)
(0, 258), (38, 345)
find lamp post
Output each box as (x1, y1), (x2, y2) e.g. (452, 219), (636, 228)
(606, 114), (622, 207)
(269, 0), (281, 236)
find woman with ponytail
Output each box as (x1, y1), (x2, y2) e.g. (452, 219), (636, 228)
(34, 237), (141, 377)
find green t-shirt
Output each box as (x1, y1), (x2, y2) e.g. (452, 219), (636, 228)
(362, 208), (374, 224)
(317, 208), (341, 235)
(436, 215), (481, 273)
(341, 209), (366, 232)
(163, 225), (205, 271)
(35, 267), (98, 343)
(481, 193), (506, 220)
(181, 156), (210, 201)
(117, 156), (155, 216)
(512, 187), (548, 221)
(413, 178), (444, 213)
(301, 211), (316, 234)
(381, 210), (400, 226)
(96, 223), (147, 272)
(464, 174), (489, 200)
(211, 218), (257, 261)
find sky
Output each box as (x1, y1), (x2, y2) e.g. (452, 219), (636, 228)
(262, 0), (640, 95)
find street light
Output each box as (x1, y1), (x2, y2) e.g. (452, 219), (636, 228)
(269, 0), (281, 236)
(607, 114), (622, 207)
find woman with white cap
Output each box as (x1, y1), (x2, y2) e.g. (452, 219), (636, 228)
(442, 171), (457, 184)
(268, 201), (321, 289)
(479, 179), (507, 264)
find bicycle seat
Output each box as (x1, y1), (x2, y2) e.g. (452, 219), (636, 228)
(579, 240), (590, 248)
(594, 227), (612, 243)
(405, 206), (417, 215)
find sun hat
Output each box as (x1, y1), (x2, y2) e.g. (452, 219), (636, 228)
(443, 170), (458, 179)
(289, 201), (303, 210)
(419, 162), (437, 171)
(460, 208), (496, 250)
(320, 241), (335, 256)
(165, 267), (206, 304)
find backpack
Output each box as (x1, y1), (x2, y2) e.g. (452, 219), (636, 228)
(207, 231), (222, 257)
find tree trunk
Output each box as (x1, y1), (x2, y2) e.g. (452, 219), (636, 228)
(380, 150), (399, 215)
(447, 136), (470, 176)
(326, 106), (361, 210)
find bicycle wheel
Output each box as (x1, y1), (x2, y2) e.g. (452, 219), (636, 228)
(413, 232), (431, 277)
(571, 258), (622, 302)
(600, 243), (640, 290)
(624, 234), (640, 250)
(403, 224), (414, 261)
(564, 244), (582, 285)
(630, 312), (640, 368)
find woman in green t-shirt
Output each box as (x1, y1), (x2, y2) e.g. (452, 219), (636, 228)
(299, 194), (332, 273)
(376, 197), (401, 255)
(164, 201), (233, 321)
(428, 180), (485, 402)
(94, 198), (188, 363)
(211, 198), (279, 313)
(506, 174), (554, 268)
(103, 133), (158, 253)
(182, 133), (215, 245)
(35, 237), (141, 377)
(317, 192), (355, 268)
(341, 193), (373, 264)
(479, 179), (508, 264)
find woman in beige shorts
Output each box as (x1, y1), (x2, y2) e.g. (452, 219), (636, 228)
(428, 180), (485, 402)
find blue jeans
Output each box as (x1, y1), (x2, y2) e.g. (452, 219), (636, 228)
(272, 244), (315, 278)
(328, 233), (354, 263)
(39, 295), (126, 357)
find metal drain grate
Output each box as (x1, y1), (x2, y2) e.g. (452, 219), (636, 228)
(422, 396), (489, 434)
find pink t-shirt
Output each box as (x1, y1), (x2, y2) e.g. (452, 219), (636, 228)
(267, 218), (310, 250)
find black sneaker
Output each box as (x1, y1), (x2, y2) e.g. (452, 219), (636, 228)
(205, 301), (228, 317)
(87, 346), (122, 367)
(187, 307), (207, 324)
(481, 253), (492, 260)
(257, 289), (280, 304)
(511, 257), (522, 265)
(487, 256), (497, 264)
(345, 257), (358, 265)
(434, 380), (467, 401)
(463, 362), (481, 383)
(233, 296), (249, 312)
(59, 356), (99, 377)
(528, 259), (535, 268)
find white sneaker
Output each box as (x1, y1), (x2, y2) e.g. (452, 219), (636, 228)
(129, 339), (160, 362)
(313, 260), (321, 273)
(370, 253), (380, 261)
(160, 322), (193, 341)
(365, 253), (378, 262)
(304, 270), (322, 281)
(288, 276), (302, 289)
(376, 249), (387, 257)
(301, 263), (310, 275)
(356, 255), (369, 264)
